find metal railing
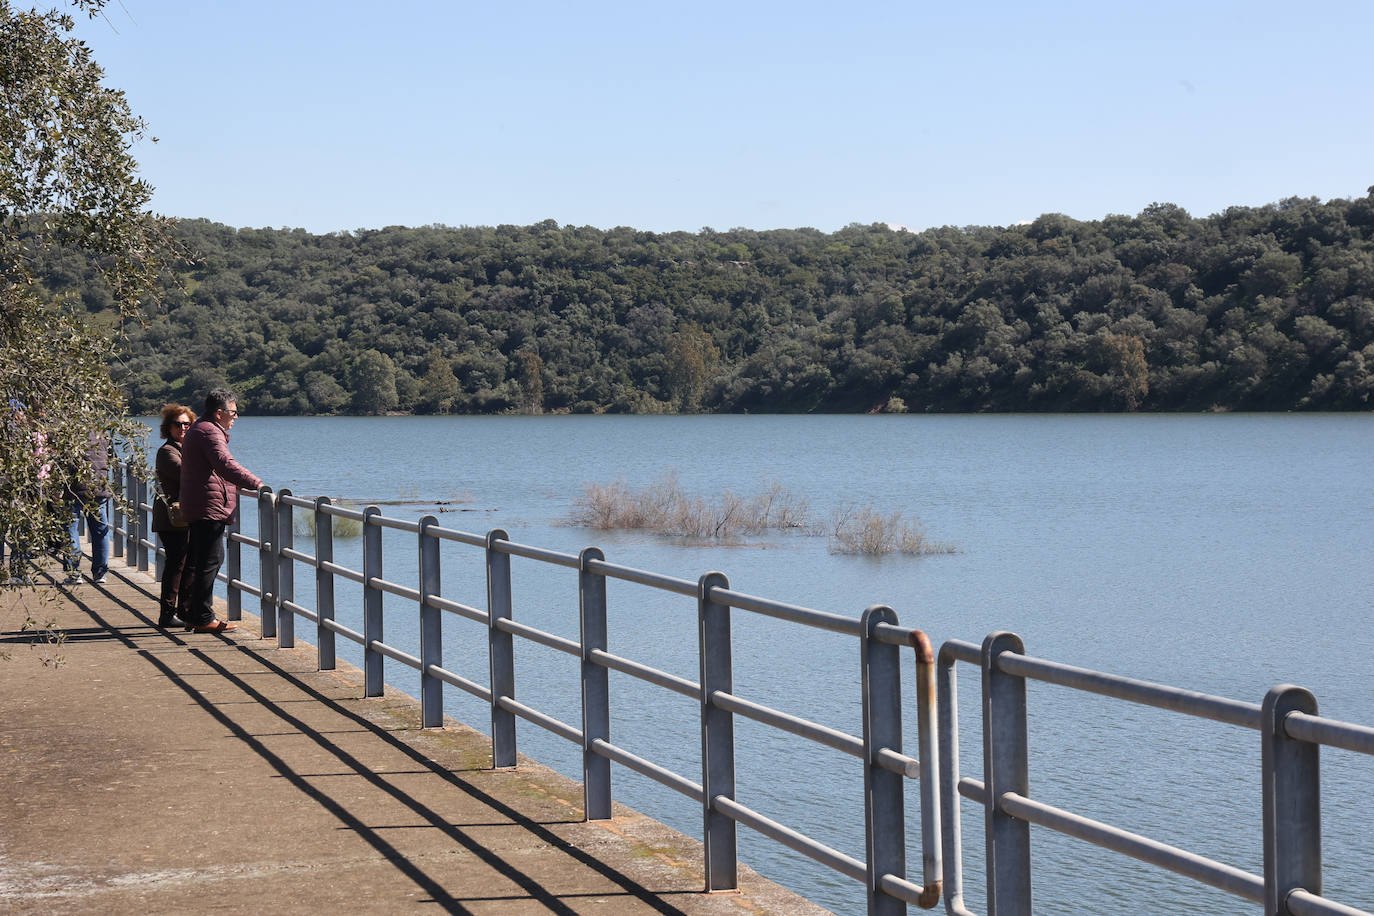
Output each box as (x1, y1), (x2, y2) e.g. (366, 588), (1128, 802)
(937, 633), (1374, 916)
(112, 465), (943, 914)
(106, 462), (1374, 916)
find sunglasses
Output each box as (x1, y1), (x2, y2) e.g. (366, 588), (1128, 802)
(173, 421), (192, 427)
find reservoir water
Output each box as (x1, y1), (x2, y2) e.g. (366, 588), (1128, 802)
(150, 413), (1374, 915)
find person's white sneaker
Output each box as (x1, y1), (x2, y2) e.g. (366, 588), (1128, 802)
(63, 572), (82, 585)
(94, 574), (108, 585)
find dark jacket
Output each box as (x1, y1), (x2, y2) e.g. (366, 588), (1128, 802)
(179, 419), (262, 524)
(67, 434), (112, 503)
(151, 439), (183, 533)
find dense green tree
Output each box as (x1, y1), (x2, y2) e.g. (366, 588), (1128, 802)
(416, 353), (461, 414)
(515, 350), (545, 414)
(350, 349), (398, 415)
(663, 323), (719, 411)
(3, 0), (171, 597)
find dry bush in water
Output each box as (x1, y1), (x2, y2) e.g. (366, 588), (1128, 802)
(293, 506), (364, 539)
(827, 506), (958, 556)
(569, 475), (956, 556)
(568, 473), (812, 540)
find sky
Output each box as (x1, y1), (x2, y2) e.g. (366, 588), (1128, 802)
(69, 0), (1374, 236)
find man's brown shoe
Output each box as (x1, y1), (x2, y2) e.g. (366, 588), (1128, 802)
(188, 619), (238, 633)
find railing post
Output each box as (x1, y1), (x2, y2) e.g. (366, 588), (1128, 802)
(579, 546), (611, 821)
(315, 497), (335, 670)
(486, 529), (516, 767)
(698, 570), (737, 891)
(111, 462), (124, 560)
(123, 465), (137, 565)
(276, 489), (295, 648)
(418, 515), (442, 728)
(226, 503), (242, 621)
(938, 647), (971, 916)
(912, 631), (944, 909)
(983, 630), (1032, 916)
(135, 475), (150, 571)
(152, 476), (164, 580)
(1262, 684), (1321, 916)
(362, 505), (383, 697)
(257, 487), (277, 639)
(861, 605), (905, 916)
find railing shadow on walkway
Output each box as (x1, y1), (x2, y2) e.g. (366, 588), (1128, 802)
(94, 576), (701, 915)
(2, 563), (818, 915)
(92, 465), (1374, 916)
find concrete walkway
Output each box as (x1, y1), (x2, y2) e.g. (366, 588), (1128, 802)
(0, 559), (831, 915)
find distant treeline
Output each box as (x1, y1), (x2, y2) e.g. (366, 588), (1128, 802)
(41, 191), (1374, 415)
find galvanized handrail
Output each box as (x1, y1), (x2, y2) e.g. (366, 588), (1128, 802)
(108, 463), (942, 914)
(937, 633), (1374, 916)
(107, 460), (1374, 916)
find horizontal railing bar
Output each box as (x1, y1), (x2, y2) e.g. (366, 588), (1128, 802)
(321, 561), (364, 585)
(230, 579), (262, 598)
(281, 600), (319, 624)
(370, 577), (421, 603)
(996, 653), (1262, 730)
(427, 665), (492, 703)
(711, 794), (867, 884)
(425, 593), (489, 625)
(231, 534), (260, 548)
(367, 639), (422, 671)
(958, 776), (987, 804)
(1287, 888), (1374, 916)
(494, 618), (581, 657)
(372, 515), (421, 533)
(585, 558), (698, 597)
(998, 792), (1265, 904)
(278, 493), (314, 509)
(493, 539), (581, 568)
(428, 525), (486, 547)
(320, 503), (366, 521)
(496, 697), (582, 745)
(323, 618), (365, 645)
(875, 747), (922, 780)
(1285, 712), (1374, 757)
(877, 872), (938, 908)
(588, 649), (701, 700)
(708, 586), (861, 636)
(871, 620), (931, 650)
(590, 738), (705, 804)
(710, 690), (864, 759)
(280, 546), (317, 566)
(941, 639), (981, 665)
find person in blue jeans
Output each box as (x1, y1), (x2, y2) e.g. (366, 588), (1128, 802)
(65, 500), (109, 585)
(63, 433), (112, 586)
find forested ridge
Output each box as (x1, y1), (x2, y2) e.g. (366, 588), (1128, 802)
(45, 190), (1374, 415)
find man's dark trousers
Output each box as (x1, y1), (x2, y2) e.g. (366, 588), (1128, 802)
(187, 518), (227, 626)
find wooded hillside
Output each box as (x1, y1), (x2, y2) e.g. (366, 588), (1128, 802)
(46, 191), (1374, 414)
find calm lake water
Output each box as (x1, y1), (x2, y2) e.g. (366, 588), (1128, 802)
(146, 413), (1374, 915)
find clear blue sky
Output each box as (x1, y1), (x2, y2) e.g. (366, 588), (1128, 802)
(72, 0), (1374, 235)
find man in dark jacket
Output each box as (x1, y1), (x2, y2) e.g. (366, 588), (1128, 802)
(180, 388), (262, 633)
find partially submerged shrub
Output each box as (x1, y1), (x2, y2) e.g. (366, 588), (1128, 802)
(568, 473), (811, 540)
(293, 504), (364, 540)
(569, 474), (955, 556)
(828, 505), (959, 556)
